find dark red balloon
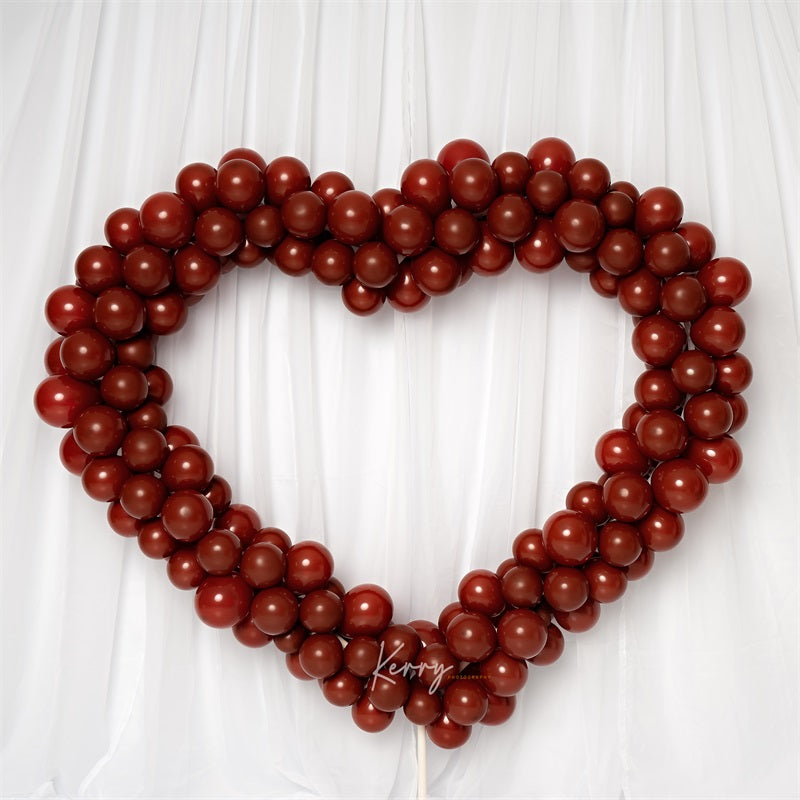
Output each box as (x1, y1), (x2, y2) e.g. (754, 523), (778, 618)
(139, 192), (194, 249)
(194, 575), (252, 628)
(437, 138), (490, 172)
(635, 187), (683, 238)
(526, 137), (575, 176)
(650, 459), (709, 513)
(542, 510), (597, 566)
(341, 584), (393, 637)
(284, 541), (334, 594)
(553, 200), (605, 253)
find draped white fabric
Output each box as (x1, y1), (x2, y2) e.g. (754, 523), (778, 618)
(1, 2), (798, 798)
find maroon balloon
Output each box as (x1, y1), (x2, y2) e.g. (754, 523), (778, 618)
(437, 138), (490, 172)
(443, 678), (488, 725)
(553, 200), (605, 253)
(516, 218), (565, 271)
(411, 247), (461, 296)
(105, 207), (145, 254)
(635, 187), (684, 238)
(526, 137), (575, 176)
(404, 682), (443, 725)
(697, 257), (752, 306)
(445, 612), (497, 662)
(250, 586), (299, 636)
(351, 695), (394, 733)
(139, 192), (194, 249)
(176, 162), (217, 211)
(467, 222), (514, 275)
(512, 528), (553, 572)
(458, 570), (505, 616)
(492, 151), (532, 193)
(322, 668), (364, 707)
(638, 505), (685, 552)
(496, 608), (548, 659)
(341, 278), (385, 316)
(526, 169), (569, 214)
(676, 221), (716, 269)
(543, 566), (589, 612)
(216, 158), (265, 213)
(34, 375), (101, 428)
(426, 714), (471, 749)
(650, 459), (709, 513)
(341, 584), (393, 637)
(690, 306), (746, 358)
(401, 158), (451, 216)
(45, 285), (96, 336)
(195, 575), (252, 628)
(284, 541), (334, 594)
(449, 158), (499, 213)
(542, 510), (597, 566)
(75, 245), (124, 294)
(480, 649), (528, 696)
(686, 435), (743, 483)
(387, 267), (430, 313)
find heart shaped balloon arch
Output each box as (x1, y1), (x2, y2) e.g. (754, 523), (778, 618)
(34, 138), (751, 750)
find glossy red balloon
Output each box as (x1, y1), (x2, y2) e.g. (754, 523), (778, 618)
(351, 695), (394, 733)
(492, 151), (532, 193)
(553, 200), (605, 253)
(161, 490), (214, 542)
(650, 459), (709, 513)
(598, 521), (643, 567)
(458, 570), (505, 616)
(686, 435), (743, 483)
(34, 375), (101, 428)
(496, 608), (548, 659)
(526, 169), (569, 214)
(176, 162), (217, 211)
(638, 505), (685, 551)
(480, 649), (528, 697)
(584, 560), (627, 603)
(554, 599), (601, 633)
(341, 584), (393, 637)
(74, 245), (124, 294)
(437, 138), (490, 172)
(449, 158), (499, 213)
(195, 575), (252, 628)
(635, 187), (683, 238)
(632, 314), (687, 367)
(526, 137), (575, 176)
(445, 612), (497, 663)
(404, 682), (443, 725)
(677, 221), (716, 269)
(543, 566), (589, 612)
(512, 528), (553, 572)
(697, 257), (752, 306)
(602, 471), (654, 522)
(690, 306), (746, 357)
(595, 428), (649, 474)
(542, 509), (597, 566)
(401, 158), (450, 216)
(426, 713), (471, 749)
(250, 586), (299, 636)
(139, 192), (194, 249)
(105, 207), (145, 254)
(516, 218), (564, 272)
(45, 285), (95, 336)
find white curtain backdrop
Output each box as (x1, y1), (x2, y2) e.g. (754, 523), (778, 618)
(1, 2), (798, 798)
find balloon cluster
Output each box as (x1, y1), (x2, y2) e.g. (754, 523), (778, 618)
(34, 138), (751, 749)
